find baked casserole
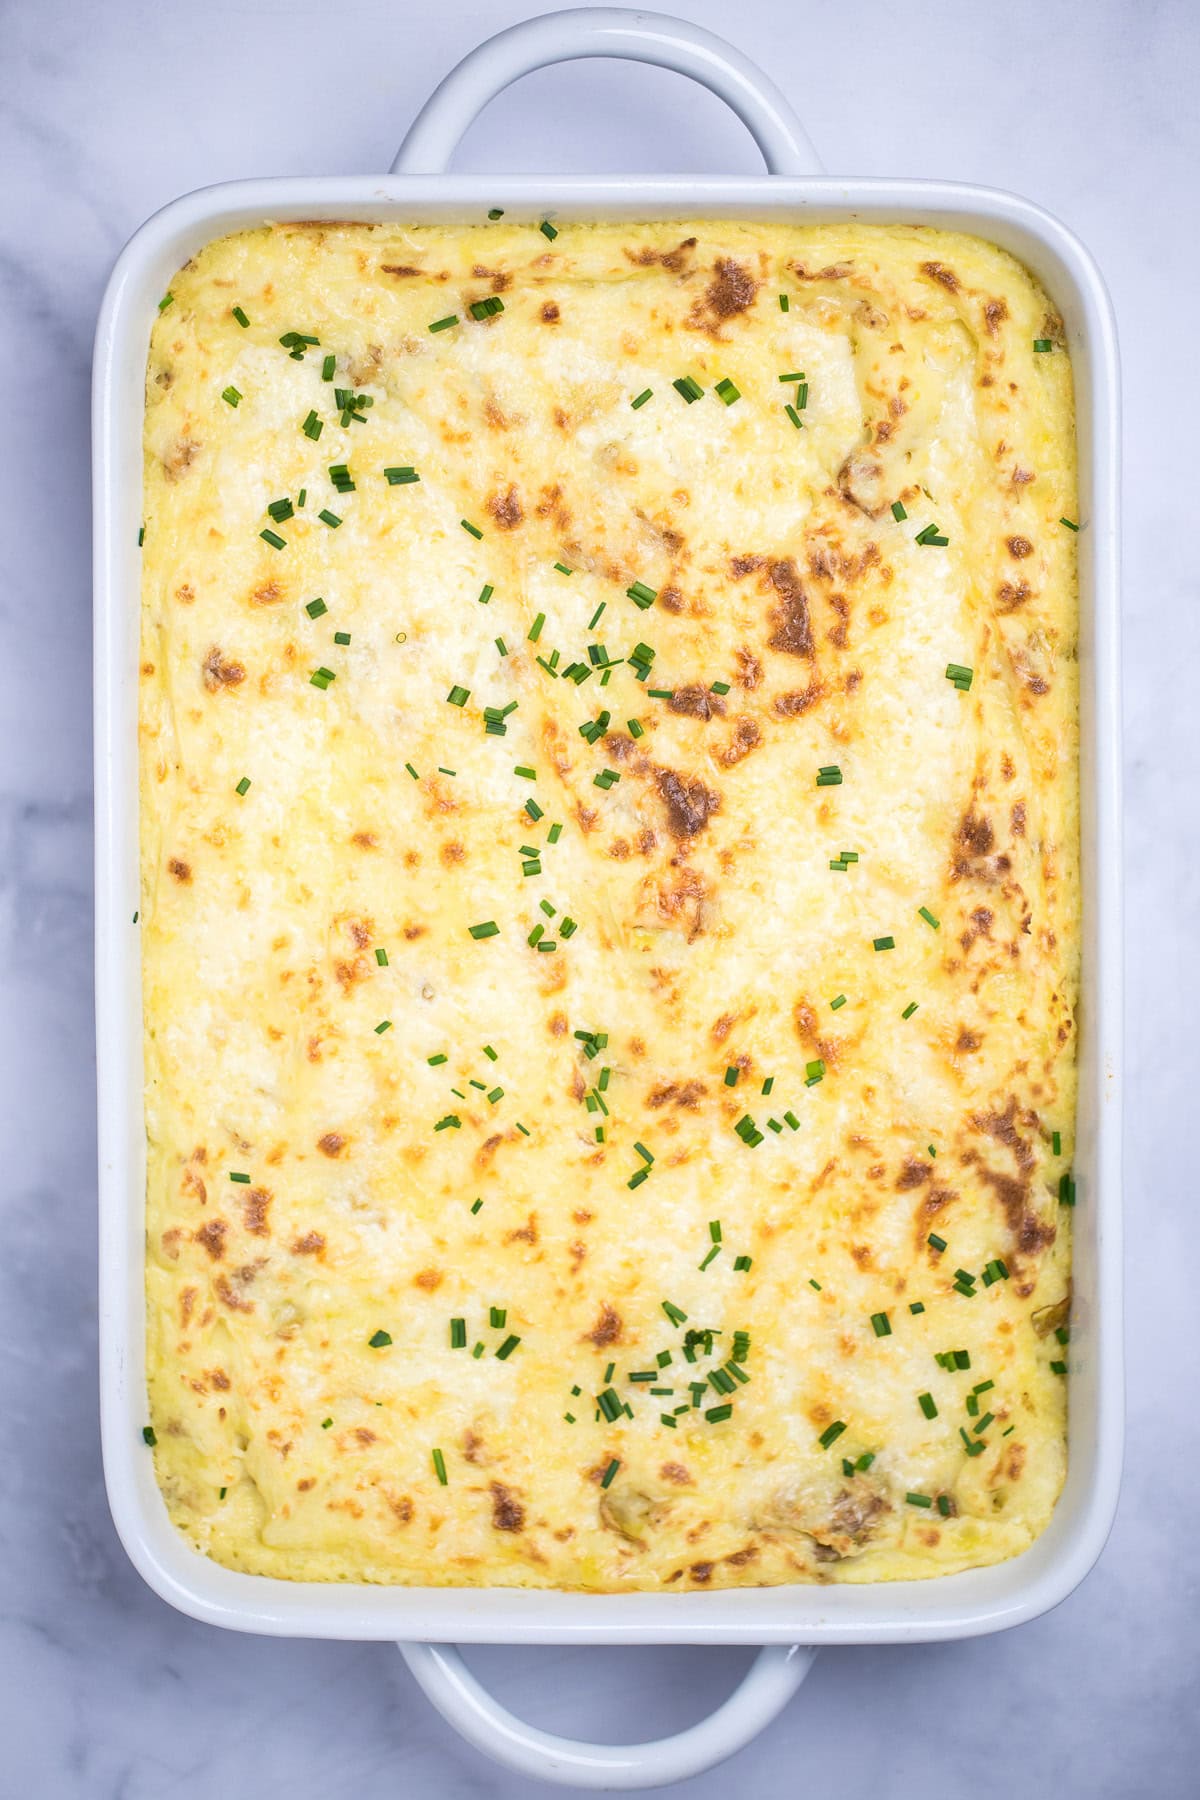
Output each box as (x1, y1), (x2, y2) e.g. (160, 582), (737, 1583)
(139, 220), (1078, 1588)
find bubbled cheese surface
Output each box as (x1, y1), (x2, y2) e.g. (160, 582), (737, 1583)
(141, 220), (1078, 1588)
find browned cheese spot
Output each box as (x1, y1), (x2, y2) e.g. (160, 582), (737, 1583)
(655, 769), (721, 839)
(490, 1481), (525, 1532)
(766, 560), (814, 656)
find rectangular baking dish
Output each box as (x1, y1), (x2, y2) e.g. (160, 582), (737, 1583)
(93, 6), (1122, 1785)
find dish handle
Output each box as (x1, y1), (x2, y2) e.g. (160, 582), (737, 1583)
(390, 7), (822, 178)
(398, 1641), (816, 1789)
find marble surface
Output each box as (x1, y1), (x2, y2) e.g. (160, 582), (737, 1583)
(2, 0), (1196, 1793)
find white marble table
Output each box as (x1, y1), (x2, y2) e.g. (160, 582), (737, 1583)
(2, 0), (1196, 1792)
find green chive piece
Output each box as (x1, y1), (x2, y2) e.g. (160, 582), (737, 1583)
(724, 1065), (739, 1088)
(469, 921), (499, 939)
(320, 354), (335, 380)
(626, 581), (657, 609)
(302, 410), (323, 440)
(524, 797), (544, 821)
(906, 1491), (933, 1508)
(405, 762), (419, 780)
(158, 293), (174, 313)
(374, 1020), (391, 1035)
(714, 377), (741, 406)
(446, 685), (470, 707)
(450, 1318), (467, 1349)
(309, 667), (335, 689)
(870, 1311), (892, 1338)
(221, 385), (241, 408)
(873, 936), (895, 952)
(928, 1233), (948, 1252)
(528, 612), (545, 641)
(805, 1059), (825, 1086)
(384, 466), (420, 485)
(553, 561), (571, 576)
(235, 776), (251, 796)
(305, 597), (327, 618)
(260, 529), (286, 550)
(662, 1301), (688, 1327)
(918, 906), (940, 929)
(891, 500), (907, 521)
(495, 1334), (521, 1360)
(818, 1421), (846, 1449)
(229, 1172), (251, 1184)
(1061, 516), (1080, 531)
(631, 388), (653, 409)
(779, 293), (789, 311)
(1052, 1129), (1062, 1156)
(901, 1001), (919, 1020)
(784, 403), (803, 430)
(918, 1392), (938, 1419)
(375, 947), (388, 966)
(369, 1329), (392, 1347)
(672, 376), (704, 403)
(830, 994), (847, 1010)
(539, 219), (558, 240)
(910, 1301), (926, 1315)
(816, 765), (842, 786)
(461, 519), (483, 539)
(334, 631), (351, 645)
(1033, 338), (1053, 352)
(318, 510), (341, 529)
(232, 305), (250, 328)
(430, 1447), (448, 1486)
(946, 663), (974, 691)
(429, 315), (459, 333)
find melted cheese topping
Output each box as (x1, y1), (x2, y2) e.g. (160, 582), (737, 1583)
(141, 221), (1078, 1589)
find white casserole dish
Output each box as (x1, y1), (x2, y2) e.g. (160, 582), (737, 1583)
(93, 10), (1123, 1787)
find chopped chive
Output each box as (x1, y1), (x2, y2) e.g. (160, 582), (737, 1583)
(431, 1448), (449, 1485)
(870, 1312), (892, 1338)
(714, 377), (741, 406)
(1052, 1129), (1062, 1156)
(918, 906), (940, 929)
(142, 1426), (157, 1445)
(662, 1300), (688, 1327)
(469, 296), (505, 320)
(450, 1318), (467, 1349)
(137, 527), (145, 547)
(405, 762), (419, 780)
(946, 662), (974, 691)
(915, 523), (949, 547)
(369, 1329), (392, 1348)
(528, 612), (545, 642)
(318, 510), (341, 529)
(524, 797), (544, 821)
(901, 1001), (919, 1019)
(470, 1197), (483, 1214)
(461, 519), (483, 539)
(830, 994), (847, 1010)
(1059, 1170), (1076, 1206)
(779, 293), (789, 311)
(309, 667), (335, 689)
(672, 376), (704, 403)
(910, 1301), (926, 1315)
(229, 1172), (251, 1184)
(221, 385), (241, 408)
(784, 404), (803, 430)
(818, 1421), (846, 1449)
(906, 1491), (933, 1508)
(305, 597), (327, 618)
(724, 1065), (740, 1088)
(928, 1232), (947, 1252)
(384, 466), (420, 485)
(918, 1391), (938, 1419)
(705, 1404), (733, 1423)
(1061, 516), (1080, 531)
(260, 529), (286, 550)
(374, 1019), (392, 1035)
(873, 936), (895, 952)
(234, 776), (251, 796)
(157, 293), (174, 313)
(375, 947), (389, 966)
(334, 630), (351, 645)
(816, 765), (842, 786)
(891, 500), (907, 521)
(1033, 338), (1053, 352)
(631, 388), (653, 409)
(468, 921), (499, 939)
(493, 1333), (520, 1360)
(429, 315), (459, 332)
(539, 220), (558, 240)
(734, 1254), (753, 1272)
(446, 685), (470, 707)
(553, 561), (571, 575)
(783, 1111), (800, 1130)
(547, 822), (563, 843)
(320, 354), (335, 380)
(302, 409), (323, 440)
(805, 1059), (825, 1087)
(232, 305), (250, 328)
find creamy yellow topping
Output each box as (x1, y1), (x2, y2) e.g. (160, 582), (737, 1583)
(141, 221), (1077, 1588)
